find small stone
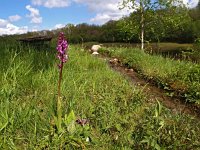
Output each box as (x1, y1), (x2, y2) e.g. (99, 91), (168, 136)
(92, 52), (99, 55)
(129, 69), (134, 72)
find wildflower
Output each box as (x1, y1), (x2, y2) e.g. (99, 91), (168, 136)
(55, 32), (68, 134)
(57, 32), (68, 68)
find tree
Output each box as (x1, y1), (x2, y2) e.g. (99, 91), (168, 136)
(121, 0), (184, 50)
(148, 6), (191, 43)
(188, 1), (200, 39)
(100, 20), (121, 42)
(117, 13), (140, 43)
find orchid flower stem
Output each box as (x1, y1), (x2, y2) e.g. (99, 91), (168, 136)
(57, 61), (63, 133)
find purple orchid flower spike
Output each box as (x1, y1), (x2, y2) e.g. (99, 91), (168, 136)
(57, 32), (68, 68)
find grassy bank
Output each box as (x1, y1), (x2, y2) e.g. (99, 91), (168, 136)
(82, 42), (192, 51)
(0, 42), (200, 149)
(99, 47), (200, 104)
(83, 42), (200, 62)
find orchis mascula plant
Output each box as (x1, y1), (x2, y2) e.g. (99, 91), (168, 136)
(56, 32), (68, 133)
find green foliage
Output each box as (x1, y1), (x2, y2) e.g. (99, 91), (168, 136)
(182, 38), (200, 63)
(133, 101), (200, 149)
(0, 41), (143, 148)
(120, 0), (192, 44)
(117, 14), (140, 43)
(0, 40), (200, 149)
(195, 38), (200, 46)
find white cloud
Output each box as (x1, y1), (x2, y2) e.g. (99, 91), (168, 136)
(26, 5), (42, 24)
(0, 19), (9, 28)
(90, 12), (125, 24)
(74, 0), (131, 24)
(0, 23), (28, 35)
(31, 0), (71, 8)
(8, 15), (21, 22)
(30, 0), (130, 24)
(182, 0), (199, 8)
(90, 14), (110, 24)
(74, 0), (120, 12)
(0, 17), (28, 35)
(26, 5), (40, 17)
(54, 24), (65, 29)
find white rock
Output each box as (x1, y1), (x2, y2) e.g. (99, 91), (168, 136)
(91, 44), (101, 52)
(129, 69), (134, 72)
(92, 52), (99, 55)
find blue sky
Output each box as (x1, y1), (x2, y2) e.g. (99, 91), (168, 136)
(0, 0), (199, 35)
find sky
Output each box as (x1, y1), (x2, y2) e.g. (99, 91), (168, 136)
(0, 0), (199, 35)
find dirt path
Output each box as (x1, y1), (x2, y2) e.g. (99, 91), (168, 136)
(101, 56), (200, 119)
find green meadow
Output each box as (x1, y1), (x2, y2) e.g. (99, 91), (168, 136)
(0, 40), (200, 149)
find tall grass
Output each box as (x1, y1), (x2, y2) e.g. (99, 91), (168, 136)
(0, 41), (200, 149)
(100, 47), (200, 104)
